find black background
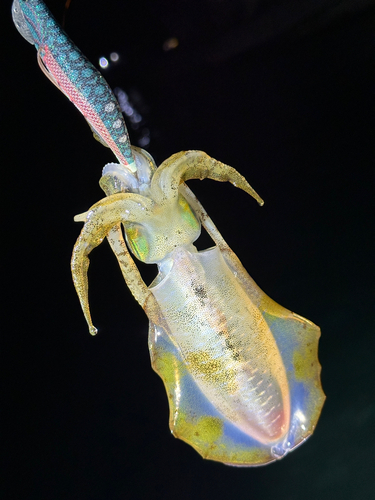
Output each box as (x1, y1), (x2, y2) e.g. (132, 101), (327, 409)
(2, 0), (374, 499)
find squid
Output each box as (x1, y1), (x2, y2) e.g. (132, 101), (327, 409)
(12, 0), (325, 466)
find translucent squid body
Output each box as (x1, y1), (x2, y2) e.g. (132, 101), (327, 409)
(13, 0), (325, 466)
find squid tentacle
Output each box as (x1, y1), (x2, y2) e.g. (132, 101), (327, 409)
(71, 193), (155, 334)
(106, 225), (150, 308)
(151, 150), (264, 206)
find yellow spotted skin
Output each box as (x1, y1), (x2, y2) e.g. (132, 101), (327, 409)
(72, 149), (325, 466)
(150, 245), (291, 446)
(123, 195), (200, 263)
(147, 247), (324, 465)
(185, 351), (239, 394)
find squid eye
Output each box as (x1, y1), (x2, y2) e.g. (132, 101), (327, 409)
(178, 195), (200, 231)
(125, 223), (150, 261)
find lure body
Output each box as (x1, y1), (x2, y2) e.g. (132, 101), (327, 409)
(13, 0), (325, 466)
(12, 0), (135, 168)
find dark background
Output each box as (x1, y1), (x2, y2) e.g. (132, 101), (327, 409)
(2, 0), (374, 498)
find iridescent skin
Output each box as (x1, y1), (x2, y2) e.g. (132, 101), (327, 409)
(12, 0), (135, 169)
(13, 0), (325, 466)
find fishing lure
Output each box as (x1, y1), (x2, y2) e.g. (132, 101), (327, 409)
(13, 0), (325, 466)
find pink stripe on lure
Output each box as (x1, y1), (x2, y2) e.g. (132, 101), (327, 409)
(42, 47), (135, 170)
